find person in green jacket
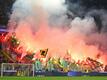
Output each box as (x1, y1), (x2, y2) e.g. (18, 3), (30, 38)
(47, 58), (54, 72)
(35, 59), (42, 72)
(60, 58), (68, 72)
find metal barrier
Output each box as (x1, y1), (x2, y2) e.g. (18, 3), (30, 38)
(1, 63), (35, 77)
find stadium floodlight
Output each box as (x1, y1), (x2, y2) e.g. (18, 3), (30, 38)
(1, 63), (35, 77)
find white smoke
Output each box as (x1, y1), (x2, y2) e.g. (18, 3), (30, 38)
(9, 0), (67, 29)
(42, 0), (66, 13)
(70, 17), (97, 34)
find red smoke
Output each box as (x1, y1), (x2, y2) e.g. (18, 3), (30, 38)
(13, 21), (107, 65)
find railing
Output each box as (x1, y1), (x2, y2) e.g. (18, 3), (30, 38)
(1, 63), (35, 77)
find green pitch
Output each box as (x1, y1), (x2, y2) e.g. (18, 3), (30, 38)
(0, 76), (107, 80)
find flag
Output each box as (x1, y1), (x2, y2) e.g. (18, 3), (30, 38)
(40, 48), (48, 57)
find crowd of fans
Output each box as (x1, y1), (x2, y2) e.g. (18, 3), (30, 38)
(0, 32), (106, 73)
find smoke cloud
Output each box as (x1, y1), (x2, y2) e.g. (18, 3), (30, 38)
(8, 0), (107, 65)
